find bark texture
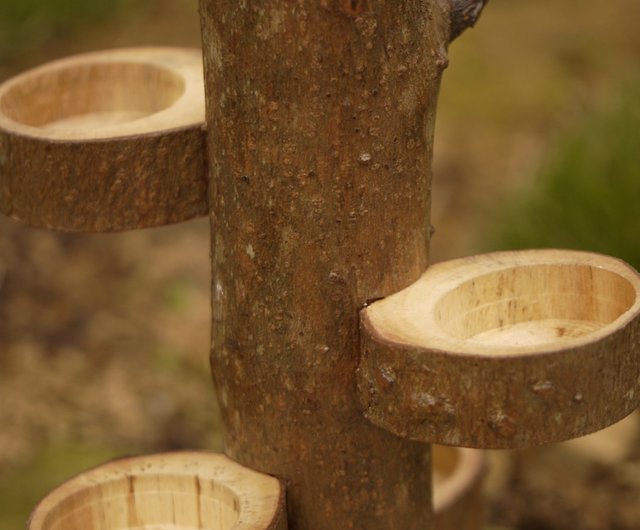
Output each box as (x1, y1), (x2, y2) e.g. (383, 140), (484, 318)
(449, 0), (489, 40)
(359, 312), (640, 449)
(200, 1), (450, 528)
(0, 127), (208, 231)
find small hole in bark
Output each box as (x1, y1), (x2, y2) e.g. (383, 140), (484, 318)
(340, 0), (365, 16)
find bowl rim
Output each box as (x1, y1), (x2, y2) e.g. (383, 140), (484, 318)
(0, 47), (205, 141)
(366, 248), (640, 357)
(27, 451), (285, 530)
(433, 446), (485, 513)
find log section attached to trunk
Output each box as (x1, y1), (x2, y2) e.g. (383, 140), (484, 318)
(358, 250), (640, 449)
(0, 48), (208, 232)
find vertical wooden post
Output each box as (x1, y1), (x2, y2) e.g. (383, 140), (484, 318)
(198, 1), (462, 528)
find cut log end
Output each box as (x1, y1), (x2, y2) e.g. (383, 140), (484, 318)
(0, 47), (208, 232)
(0, 47), (204, 140)
(433, 446), (485, 530)
(358, 249), (640, 448)
(27, 452), (287, 530)
(367, 249), (640, 355)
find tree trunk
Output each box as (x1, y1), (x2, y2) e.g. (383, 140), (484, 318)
(200, 1), (450, 528)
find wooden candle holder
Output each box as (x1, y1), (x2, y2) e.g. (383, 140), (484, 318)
(2, 2), (639, 529)
(0, 48), (207, 231)
(433, 446), (485, 530)
(27, 453), (286, 530)
(358, 249), (640, 448)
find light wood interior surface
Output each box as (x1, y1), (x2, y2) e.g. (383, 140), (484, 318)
(432, 446), (484, 514)
(0, 47), (204, 140)
(27, 452), (285, 530)
(368, 250), (640, 355)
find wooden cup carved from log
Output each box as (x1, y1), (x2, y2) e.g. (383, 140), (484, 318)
(433, 446), (485, 530)
(27, 452), (287, 530)
(0, 47), (208, 232)
(358, 249), (640, 449)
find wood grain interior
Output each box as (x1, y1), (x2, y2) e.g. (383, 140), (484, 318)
(435, 264), (635, 348)
(41, 474), (238, 530)
(28, 453), (286, 530)
(0, 48), (205, 141)
(0, 62), (185, 132)
(432, 446), (485, 530)
(366, 250), (640, 355)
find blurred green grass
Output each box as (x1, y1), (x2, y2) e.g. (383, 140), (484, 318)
(0, 0), (129, 63)
(0, 444), (125, 530)
(482, 78), (640, 269)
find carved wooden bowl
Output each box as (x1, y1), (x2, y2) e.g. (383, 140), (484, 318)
(358, 250), (640, 448)
(27, 452), (286, 530)
(433, 446), (485, 530)
(0, 47), (208, 231)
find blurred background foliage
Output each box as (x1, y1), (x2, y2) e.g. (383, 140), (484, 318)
(483, 77), (640, 268)
(0, 0), (639, 529)
(0, 0), (129, 64)
(432, 0), (640, 263)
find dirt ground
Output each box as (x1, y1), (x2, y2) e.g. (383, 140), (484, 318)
(1, 1), (640, 528)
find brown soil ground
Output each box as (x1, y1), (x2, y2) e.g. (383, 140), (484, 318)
(1, 1), (640, 528)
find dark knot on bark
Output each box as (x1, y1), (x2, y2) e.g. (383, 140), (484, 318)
(449, 0), (489, 41)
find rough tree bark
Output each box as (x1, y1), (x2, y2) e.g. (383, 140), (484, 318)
(199, 1), (483, 528)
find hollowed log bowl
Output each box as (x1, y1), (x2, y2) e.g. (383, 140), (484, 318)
(0, 47), (208, 231)
(433, 446), (485, 530)
(27, 452), (287, 530)
(358, 249), (640, 448)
